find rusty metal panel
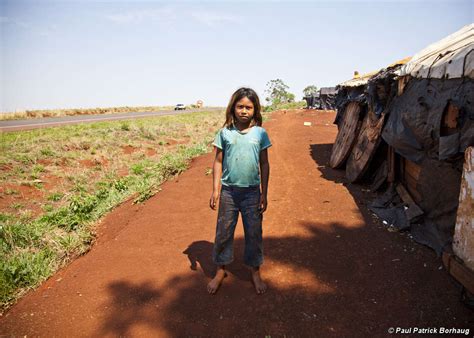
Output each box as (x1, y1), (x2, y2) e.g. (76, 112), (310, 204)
(453, 146), (474, 271)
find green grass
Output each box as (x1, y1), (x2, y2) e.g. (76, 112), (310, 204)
(47, 192), (64, 202)
(264, 100), (307, 112)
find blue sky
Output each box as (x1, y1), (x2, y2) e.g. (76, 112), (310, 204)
(0, 0), (472, 112)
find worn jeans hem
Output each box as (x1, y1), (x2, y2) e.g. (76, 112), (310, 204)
(213, 259), (234, 266)
(244, 259), (264, 268)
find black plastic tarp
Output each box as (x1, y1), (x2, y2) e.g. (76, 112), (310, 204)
(382, 78), (474, 164)
(375, 77), (474, 254)
(304, 95), (320, 109)
(319, 87), (337, 110)
(334, 86), (366, 126)
(369, 157), (463, 255)
(366, 66), (400, 117)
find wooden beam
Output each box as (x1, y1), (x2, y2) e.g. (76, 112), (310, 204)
(397, 76), (410, 96)
(387, 146), (396, 183)
(443, 252), (474, 294)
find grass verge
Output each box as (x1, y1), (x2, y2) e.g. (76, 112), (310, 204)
(0, 105), (223, 121)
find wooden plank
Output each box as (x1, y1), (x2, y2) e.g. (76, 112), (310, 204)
(441, 101), (460, 136)
(404, 158), (421, 179)
(403, 158), (422, 204)
(387, 146), (396, 183)
(443, 252), (474, 294)
(404, 174), (422, 203)
(370, 160), (388, 191)
(329, 101), (362, 169)
(444, 102), (459, 129)
(397, 76), (410, 96)
(395, 183), (424, 220)
(345, 110), (385, 182)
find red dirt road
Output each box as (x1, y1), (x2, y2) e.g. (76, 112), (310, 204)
(1, 110), (472, 337)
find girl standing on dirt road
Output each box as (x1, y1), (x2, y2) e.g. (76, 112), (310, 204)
(208, 87), (271, 295)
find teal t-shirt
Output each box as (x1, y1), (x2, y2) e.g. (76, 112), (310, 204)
(213, 125), (272, 187)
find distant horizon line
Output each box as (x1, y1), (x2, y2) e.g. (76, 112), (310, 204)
(0, 104), (231, 115)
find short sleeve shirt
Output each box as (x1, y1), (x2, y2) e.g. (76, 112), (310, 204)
(213, 125), (271, 187)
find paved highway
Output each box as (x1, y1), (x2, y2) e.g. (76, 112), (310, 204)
(0, 108), (223, 132)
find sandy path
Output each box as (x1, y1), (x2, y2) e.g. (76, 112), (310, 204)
(1, 110), (472, 337)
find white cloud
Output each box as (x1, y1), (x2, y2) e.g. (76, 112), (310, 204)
(190, 11), (243, 27)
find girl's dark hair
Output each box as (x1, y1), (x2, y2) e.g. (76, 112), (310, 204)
(224, 87), (262, 128)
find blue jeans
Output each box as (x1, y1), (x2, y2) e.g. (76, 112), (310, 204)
(212, 185), (263, 267)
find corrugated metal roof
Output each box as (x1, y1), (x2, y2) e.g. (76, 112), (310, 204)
(338, 71), (378, 88)
(398, 24), (474, 79)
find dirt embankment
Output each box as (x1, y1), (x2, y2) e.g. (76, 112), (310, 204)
(1, 110), (472, 337)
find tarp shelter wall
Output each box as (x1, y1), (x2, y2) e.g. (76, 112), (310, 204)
(344, 62), (408, 183)
(380, 24), (474, 254)
(304, 94), (320, 109)
(319, 87), (337, 110)
(304, 87), (337, 110)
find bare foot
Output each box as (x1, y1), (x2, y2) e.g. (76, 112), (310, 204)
(251, 268), (267, 294)
(207, 268), (226, 294)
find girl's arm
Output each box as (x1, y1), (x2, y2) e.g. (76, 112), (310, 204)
(259, 149), (270, 213)
(210, 147), (223, 210)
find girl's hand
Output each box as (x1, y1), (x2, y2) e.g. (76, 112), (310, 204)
(210, 191), (220, 210)
(259, 194), (267, 214)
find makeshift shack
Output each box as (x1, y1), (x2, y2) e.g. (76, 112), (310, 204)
(304, 87), (338, 110)
(304, 93), (320, 109)
(380, 23), (473, 256)
(329, 23), (473, 304)
(319, 87), (338, 110)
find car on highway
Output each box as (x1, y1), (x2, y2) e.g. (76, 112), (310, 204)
(174, 104), (186, 110)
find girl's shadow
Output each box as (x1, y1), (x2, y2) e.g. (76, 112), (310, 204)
(183, 240), (250, 281)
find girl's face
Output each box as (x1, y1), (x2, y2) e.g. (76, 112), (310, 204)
(234, 96), (255, 124)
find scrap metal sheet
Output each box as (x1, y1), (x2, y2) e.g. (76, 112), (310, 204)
(453, 147), (474, 271)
